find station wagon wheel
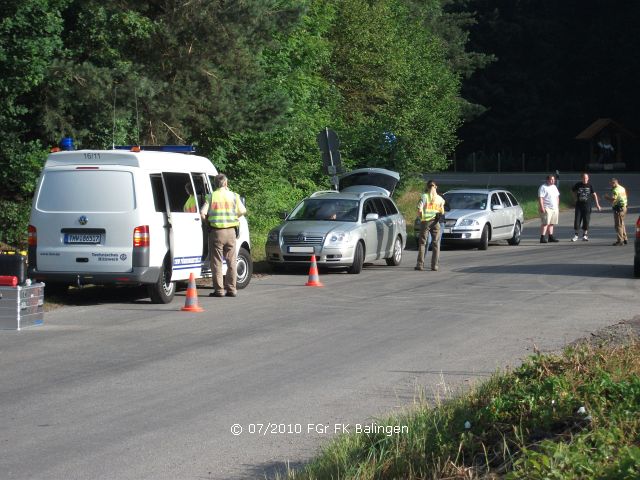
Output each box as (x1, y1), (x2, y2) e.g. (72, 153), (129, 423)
(236, 247), (252, 289)
(508, 221), (522, 246)
(148, 260), (175, 304)
(478, 224), (489, 250)
(348, 241), (364, 274)
(386, 235), (403, 266)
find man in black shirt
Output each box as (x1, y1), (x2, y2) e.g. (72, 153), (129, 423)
(571, 172), (602, 241)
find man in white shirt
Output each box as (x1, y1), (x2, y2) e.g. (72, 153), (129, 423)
(538, 174), (560, 243)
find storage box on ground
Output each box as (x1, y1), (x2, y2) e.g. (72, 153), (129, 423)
(0, 283), (44, 330)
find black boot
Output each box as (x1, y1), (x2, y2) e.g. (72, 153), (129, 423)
(540, 235), (548, 243)
(548, 234), (559, 243)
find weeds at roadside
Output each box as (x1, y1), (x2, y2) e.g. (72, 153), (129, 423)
(285, 341), (640, 479)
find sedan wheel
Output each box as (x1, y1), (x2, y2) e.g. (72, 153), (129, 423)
(478, 225), (489, 250)
(386, 236), (403, 266)
(508, 221), (521, 246)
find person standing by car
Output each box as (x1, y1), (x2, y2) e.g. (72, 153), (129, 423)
(200, 174), (247, 297)
(604, 177), (628, 246)
(538, 174), (560, 243)
(571, 172), (601, 242)
(415, 180), (445, 271)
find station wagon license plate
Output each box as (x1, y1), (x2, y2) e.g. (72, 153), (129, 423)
(64, 233), (101, 244)
(288, 246), (315, 253)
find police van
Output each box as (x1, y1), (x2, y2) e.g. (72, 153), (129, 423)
(27, 143), (252, 303)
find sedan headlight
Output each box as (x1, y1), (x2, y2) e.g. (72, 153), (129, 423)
(326, 231), (351, 245)
(458, 218), (479, 227)
(267, 229), (280, 242)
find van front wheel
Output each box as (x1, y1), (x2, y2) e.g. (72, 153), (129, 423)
(148, 263), (176, 304)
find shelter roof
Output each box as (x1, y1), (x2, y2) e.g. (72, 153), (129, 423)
(576, 118), (636, 140)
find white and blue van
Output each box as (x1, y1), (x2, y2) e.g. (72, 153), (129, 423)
(27, 143), (252, 303)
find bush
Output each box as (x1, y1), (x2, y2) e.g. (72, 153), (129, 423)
(0, 199), (31, 249)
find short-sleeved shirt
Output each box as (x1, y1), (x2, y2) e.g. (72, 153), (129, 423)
(572, 182), (594, 204)
(539, 183), (560, 209)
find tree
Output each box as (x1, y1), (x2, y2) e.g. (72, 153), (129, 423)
(0, 0), (66, 199)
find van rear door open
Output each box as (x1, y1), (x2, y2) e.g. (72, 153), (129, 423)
(158, 172), (203, 281)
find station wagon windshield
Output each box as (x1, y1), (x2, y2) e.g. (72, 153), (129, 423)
(443, 192), (488, 210)
(289, 199), (359, 222)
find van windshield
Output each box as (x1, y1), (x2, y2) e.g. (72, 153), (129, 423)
(37, 170), (135, 212)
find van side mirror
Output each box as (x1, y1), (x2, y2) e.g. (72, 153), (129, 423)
(279, 211), (289, 220)
(491, 204), (504, 211)
(365, 213), (379, 222)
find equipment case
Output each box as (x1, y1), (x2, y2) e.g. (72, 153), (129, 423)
(0, 283), (44, 330)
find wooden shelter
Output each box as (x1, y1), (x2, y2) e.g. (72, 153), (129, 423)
(576, 118), (636, 171)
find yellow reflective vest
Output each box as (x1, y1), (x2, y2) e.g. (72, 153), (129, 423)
(612, 185), (627, 208)
(206, 189), (242, 228)
(419, 192), (445, 221)
(183, 195), (197, 213)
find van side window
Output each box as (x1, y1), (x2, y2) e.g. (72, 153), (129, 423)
(150, 174), (167, 212)
(192, 173), (208, 208)
(163, 172), (192, 213)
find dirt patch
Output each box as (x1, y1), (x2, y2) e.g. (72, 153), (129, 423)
(569, 315), (640, 349)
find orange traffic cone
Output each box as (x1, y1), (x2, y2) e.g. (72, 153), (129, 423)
(181, 272), (204, 312)
(305, 254), (324, 287)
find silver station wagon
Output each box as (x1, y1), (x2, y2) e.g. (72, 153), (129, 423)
(266, 168), (407, 273)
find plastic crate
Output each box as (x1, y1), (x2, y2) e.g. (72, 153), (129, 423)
(0, 283), (44, 330)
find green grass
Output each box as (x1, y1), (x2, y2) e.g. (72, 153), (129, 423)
(285, 341), (640, 479)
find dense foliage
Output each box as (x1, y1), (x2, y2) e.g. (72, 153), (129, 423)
(0, 0), (478, 246)
(455, 0), (640, 167)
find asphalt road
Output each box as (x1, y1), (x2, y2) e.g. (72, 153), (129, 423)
(1, 174), (639, 479)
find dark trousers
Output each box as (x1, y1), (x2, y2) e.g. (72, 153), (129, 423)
(573, 203), (591, 232)
(416, 219), (441, 269)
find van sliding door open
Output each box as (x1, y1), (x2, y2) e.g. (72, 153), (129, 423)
(159, 172), (204, 281)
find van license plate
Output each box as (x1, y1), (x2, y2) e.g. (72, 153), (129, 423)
(64, 234), (101, 244)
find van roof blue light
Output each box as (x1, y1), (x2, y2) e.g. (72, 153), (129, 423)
(60, 136), (75, 151)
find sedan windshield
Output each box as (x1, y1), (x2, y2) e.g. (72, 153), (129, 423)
(289, 199), (359, 221)
(443, 192), (488, 210)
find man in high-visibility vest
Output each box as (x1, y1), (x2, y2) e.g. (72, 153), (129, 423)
(183, 182), (199, 213)
(604, 177), (628, 246)
(415, 179), (445, 271)
(200, 174), (247, 297)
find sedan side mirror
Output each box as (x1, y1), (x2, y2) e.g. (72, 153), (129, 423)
(279, 211), (289, 220)
(365, 213), (379, 222)
(492, 204), (504, 211)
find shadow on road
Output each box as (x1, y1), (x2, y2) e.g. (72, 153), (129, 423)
(458, 263), (634, 279)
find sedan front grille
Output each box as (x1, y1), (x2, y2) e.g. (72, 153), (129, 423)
(283, 235), (324, 245)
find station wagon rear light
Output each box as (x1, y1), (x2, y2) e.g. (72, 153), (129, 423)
(133, 225), (150, 248)
(28, 225), (37, 246)
(636, 217), (640, 239)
